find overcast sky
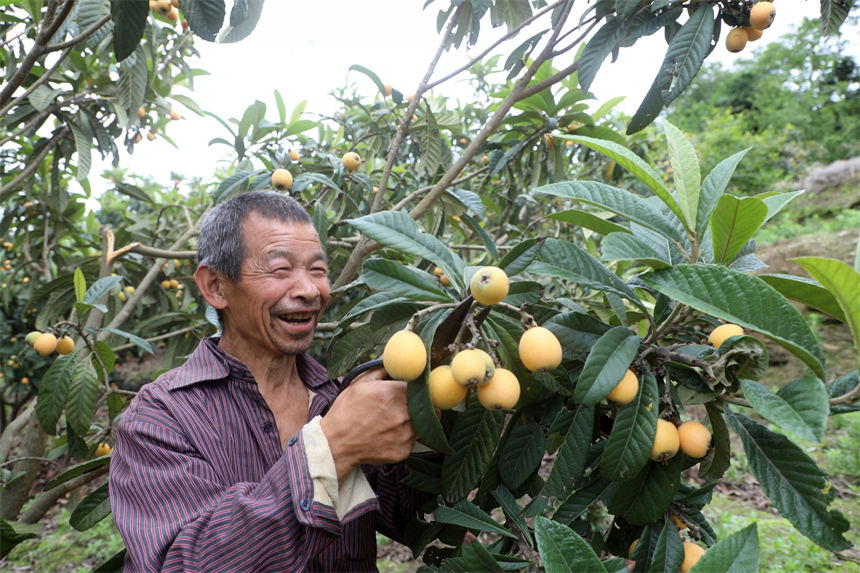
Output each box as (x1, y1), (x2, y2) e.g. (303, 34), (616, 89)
(88, 1), (850, 194)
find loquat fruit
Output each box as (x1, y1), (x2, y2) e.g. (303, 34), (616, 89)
(678, 420), (712, 458)
(518, 326), (562, 372)
(469, 266), (509, 306)
(289, 149), (300, 161)
(56, 335), (75, 355)
(153, 0), (171, 15)
(606, 368), (639, 405)
(25, 331), (41, 346)
(428, 365), (468, 409)
(271, 168), (293, 191)
(650, 419), (680, 462)
(743, 25), (763, 41)
(168, 279), (180, 289)
(439, 274), (451, 287)
(681, 542), (706, 572)
(749, 1), (775, 30)
(342, 151), (362, 172)
(166, 7), (178, 21)
(382, 330), (427, 381)
(628, 538), (639, 558)
(95, 443), (112, 456)
(169, 109), (181, 120)
(451, 349), (488, 387)
(708, 323), (744, 348)
(138, 106), (146, 119)
(726, 27), (748, 53)
(477, 368), (520, 410)
(34, 332), (58, 356)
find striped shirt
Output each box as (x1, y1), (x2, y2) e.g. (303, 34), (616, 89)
(110, 337), (426, 572)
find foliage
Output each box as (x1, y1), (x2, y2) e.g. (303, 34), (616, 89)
(668, 17), (860, 194)
(1, 0), (860, 571)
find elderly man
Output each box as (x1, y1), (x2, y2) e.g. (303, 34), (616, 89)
(110, 191), (424, 572)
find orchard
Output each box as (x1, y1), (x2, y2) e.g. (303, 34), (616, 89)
(1, 1), (859, 571)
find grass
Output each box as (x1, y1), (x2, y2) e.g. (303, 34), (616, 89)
(3, 504), (124, 572)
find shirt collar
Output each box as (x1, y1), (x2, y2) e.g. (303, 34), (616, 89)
(166, 337), (331, 391)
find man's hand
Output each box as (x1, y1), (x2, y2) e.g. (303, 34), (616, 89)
(320, 367), (417, 483)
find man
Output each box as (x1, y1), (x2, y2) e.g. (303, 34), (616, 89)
(110, 191), (424, 572)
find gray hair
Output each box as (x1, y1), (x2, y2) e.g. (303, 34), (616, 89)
(197, 190), (313, 281)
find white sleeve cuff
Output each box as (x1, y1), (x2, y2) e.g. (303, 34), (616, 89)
(302, 415), (377, 521)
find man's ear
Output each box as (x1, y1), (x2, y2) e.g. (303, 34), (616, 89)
(194, 265), (228, 310)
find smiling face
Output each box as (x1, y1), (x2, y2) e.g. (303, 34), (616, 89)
(219, 212), (330, 359)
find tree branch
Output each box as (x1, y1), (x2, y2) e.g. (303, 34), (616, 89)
(0, 127), (70, 201)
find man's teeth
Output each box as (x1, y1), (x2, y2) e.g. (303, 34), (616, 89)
(280, 313), (313, 322)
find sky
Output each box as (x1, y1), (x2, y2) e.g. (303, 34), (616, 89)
(88, 1), (848, 193)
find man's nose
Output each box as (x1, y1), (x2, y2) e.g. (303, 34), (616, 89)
(290, 270), (319, 300)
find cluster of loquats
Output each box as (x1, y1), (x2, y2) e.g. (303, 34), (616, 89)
(627, 323), (744, 569)
(382, 267), (566, 412)
(25, 330), (75, 357)
(725, 1), (775, 53)
(270, 151), (362, 193)
(149, 0), (180, 23)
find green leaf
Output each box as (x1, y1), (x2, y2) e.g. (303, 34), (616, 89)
(726, 410), (851, 551)
(216, 0), (263, 43)
(820, 0), (851, 35)
(647, 517), (684, 573)
(434, 499), (517, 539)
(740, 376), (828, 443)
(408, 309), (452, 454)
(110, 0), (148, 62)
(498, 238), (543, 276)
(36, 352), (77, 434)
(544, 406), (596, 498)
(577, 19), (621, 91)
(114, 182), (154, 204)
(70, 115), (92, 180)
(531, 239), (644, 312)
(93, 549), (127, 573)
(664, 121), (700, 231)
(0, 519), (41, 557)
(758, 274), (846, 323)
(793, 257), (860, 357)
(84, 275), (122, 305)
(442, 395), (504, 503)
(601, 232), (673, 269)
(552, 478), (618, 525)
(348, 64), (386, 97)
(536, 180), (686, 244)
(759, 190), (805, 223)
(348, 211), (465, 291)
(600, 370), (659, 481)
(660, 5), (715, 105)
(534, 516), (607, 573)
(828, 370), (860, 415)
(547, 209), (630, 237)
(73, 268), (86, 303)
(689, 522), (759, 573)
(544, 311), (610, 362)
(696, 148), (750, 239)
(117, 46), (147, 119)
(710, 195), (768, 264)
(361, 258), (450, 302)
(182, 0), (226, 41)
(102, 327), (154, 354)
(492, 486), (534, 547)
(640, 264), (825, 379)
(499, 422), (546, 491)
(44, 456), (111, 490)
(699, 402), (730, 480)
(66, 358), (99, 436)
(558, 137), (682, 228)
(608, 455), (684, 525)
(573, 326), (640, 407)
(70, 482), (110, 531)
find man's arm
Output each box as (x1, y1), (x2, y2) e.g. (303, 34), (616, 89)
(110, 394), (341, 572)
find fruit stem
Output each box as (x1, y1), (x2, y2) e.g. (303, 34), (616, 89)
(408, 302), (461, 331)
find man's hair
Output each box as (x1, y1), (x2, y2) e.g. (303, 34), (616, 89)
(197, 190), (313, 281)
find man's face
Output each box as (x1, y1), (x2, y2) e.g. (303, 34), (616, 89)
(221, 212), (330, 357)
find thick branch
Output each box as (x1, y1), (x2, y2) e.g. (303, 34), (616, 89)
(20, 465), (109, 524)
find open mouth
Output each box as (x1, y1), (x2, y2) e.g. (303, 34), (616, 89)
(276, 312), (315, 325)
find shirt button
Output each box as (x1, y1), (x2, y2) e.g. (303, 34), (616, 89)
(287, 436), (297, 446)
(262, 422), (272, 433)
(300, 499), (311, 511)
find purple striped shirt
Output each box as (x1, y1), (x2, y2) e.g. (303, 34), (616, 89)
(109, 337), (426, 572)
